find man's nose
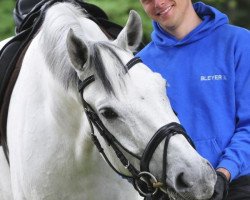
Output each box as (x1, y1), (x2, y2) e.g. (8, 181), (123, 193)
(154, 0), (165, 8)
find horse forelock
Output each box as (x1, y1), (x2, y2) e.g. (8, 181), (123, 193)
(89, 42), (128, 95)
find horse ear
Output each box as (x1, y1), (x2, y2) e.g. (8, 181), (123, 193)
(115, 10), (143, 52)
(66, 29), (88, 71)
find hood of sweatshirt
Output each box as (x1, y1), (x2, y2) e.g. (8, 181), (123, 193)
(151, 2), (229, 47)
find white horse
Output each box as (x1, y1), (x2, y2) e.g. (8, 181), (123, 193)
(0, 2), (217, 200)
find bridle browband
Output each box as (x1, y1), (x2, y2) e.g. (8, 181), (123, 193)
(78, 57), (195, 199)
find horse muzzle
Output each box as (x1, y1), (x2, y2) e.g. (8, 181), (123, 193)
(134, 122), (195, 198)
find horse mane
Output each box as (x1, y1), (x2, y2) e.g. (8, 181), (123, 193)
(40, 2), (127, 93)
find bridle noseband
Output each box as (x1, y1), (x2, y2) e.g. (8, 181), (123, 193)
(78, 57), (195, 199)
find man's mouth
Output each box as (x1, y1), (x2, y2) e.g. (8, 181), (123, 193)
(156, 5), (173, 16)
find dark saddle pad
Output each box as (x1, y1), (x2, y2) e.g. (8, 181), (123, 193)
(0, 0), (123, 162)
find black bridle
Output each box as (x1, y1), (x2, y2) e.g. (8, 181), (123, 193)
(78, 57), (195, 199)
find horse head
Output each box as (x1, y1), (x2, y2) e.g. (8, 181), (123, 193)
(65, 7), (216, 200)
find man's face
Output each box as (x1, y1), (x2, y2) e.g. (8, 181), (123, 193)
(140, 0), (193, 32)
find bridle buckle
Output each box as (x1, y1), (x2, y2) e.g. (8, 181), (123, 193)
(134, 171), (161, 197)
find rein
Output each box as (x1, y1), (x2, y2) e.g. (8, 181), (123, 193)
(78, 57), (195, 199)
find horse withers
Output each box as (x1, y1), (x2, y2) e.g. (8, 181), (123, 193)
(0, 1), (216, 200)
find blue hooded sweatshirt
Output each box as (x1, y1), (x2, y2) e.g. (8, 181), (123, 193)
(137, 2), (250, 180)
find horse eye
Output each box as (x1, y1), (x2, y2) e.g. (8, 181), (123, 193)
(100, 108), (118, 120)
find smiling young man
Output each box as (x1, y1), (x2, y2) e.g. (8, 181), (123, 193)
(137, 0), (250, 199)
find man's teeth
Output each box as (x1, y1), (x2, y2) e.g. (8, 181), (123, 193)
(157, 6), (172, 16)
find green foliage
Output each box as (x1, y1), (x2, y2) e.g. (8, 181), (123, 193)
(0, 0), (15, 40)
(0, 0), (250, 42)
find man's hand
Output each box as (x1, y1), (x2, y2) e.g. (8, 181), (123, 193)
(210, 170), (229, 200)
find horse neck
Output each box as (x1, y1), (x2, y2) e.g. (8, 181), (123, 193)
(22, 32), (86, 137)
(22, 33), (105, 169)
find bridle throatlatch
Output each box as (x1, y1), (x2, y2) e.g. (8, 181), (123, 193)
(78, 57), (196, 199)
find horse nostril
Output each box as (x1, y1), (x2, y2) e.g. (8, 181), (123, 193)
(175, 172), (193, 190)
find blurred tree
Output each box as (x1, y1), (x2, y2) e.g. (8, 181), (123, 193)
(0, 0), (15, 40)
